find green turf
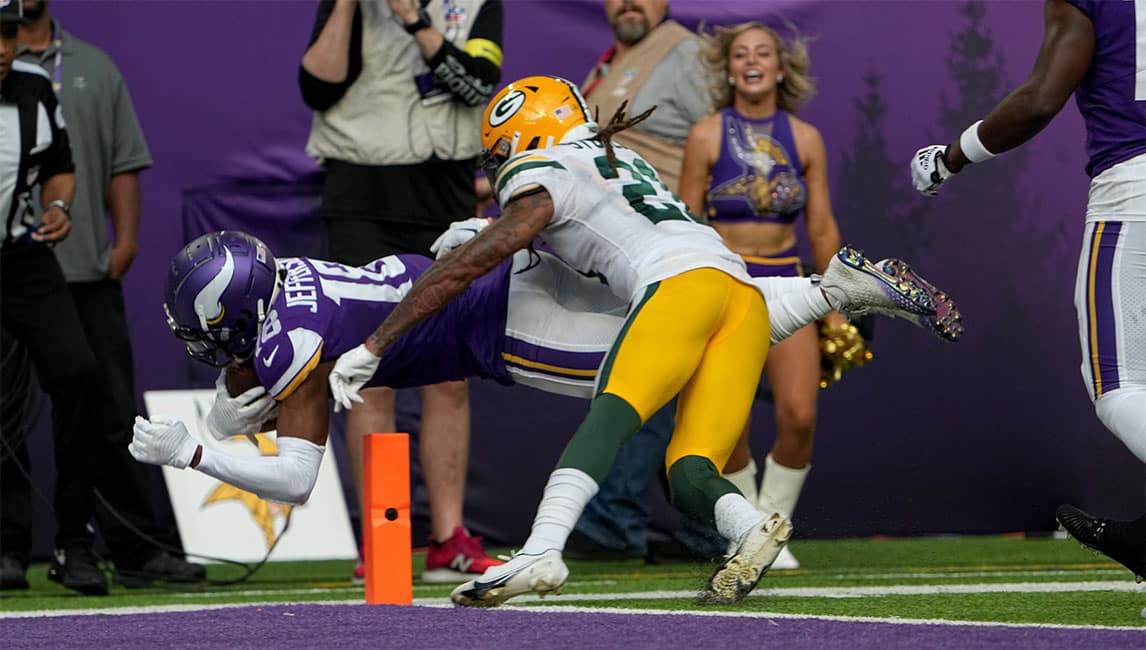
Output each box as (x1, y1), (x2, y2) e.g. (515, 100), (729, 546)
(2, 534), (1142, 629)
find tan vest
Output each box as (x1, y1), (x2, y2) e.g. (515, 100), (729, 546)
(306, 0), (487, 165)
(581, 20), (694, 193)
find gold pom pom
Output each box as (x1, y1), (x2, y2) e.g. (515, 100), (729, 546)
(819, 322), (873, 389)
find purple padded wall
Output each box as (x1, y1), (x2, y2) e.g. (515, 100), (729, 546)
(18, 1), (1137, 555)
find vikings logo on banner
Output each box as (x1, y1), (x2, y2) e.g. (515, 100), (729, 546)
(142, 389), (357, 563)
(202, 433), (293, 549)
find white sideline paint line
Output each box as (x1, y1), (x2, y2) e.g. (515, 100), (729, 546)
(469, 604), (1146, 632)
(412, 580), (1145, 604)
(3, 580), (1140, 621)
(55, 577), (1139, 602)
(826, 569), (1126, 580)
(3, 597), (1142, 633)
(149, 574), (1115, 600)
(0, 600), (363, 618)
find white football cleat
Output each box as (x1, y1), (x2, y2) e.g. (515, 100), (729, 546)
(821, 246), (963, 343)
(449, 548), (568, 608)
(703, 513), (793, 604)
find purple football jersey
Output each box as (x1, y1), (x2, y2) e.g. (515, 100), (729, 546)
(1066, 0), (1146, 177)
(253, 254), (513, 398)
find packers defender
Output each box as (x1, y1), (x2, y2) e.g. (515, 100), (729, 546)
(328, 75), (961, 606)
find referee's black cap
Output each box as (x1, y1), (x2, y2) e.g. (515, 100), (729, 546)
(0, 0), (26, 25)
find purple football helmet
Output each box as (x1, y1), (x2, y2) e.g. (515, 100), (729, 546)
(164, 231), (280, 367)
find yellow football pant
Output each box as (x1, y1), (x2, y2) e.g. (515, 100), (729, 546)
(597, 268), (771, 472)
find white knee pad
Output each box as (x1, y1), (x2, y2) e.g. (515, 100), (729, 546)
(1095, 387), (1146, 463)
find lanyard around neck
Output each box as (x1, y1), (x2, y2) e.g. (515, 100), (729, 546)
(47, 23), (63, 94)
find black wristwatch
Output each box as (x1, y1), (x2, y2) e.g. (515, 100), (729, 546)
(403, 5), (432, 35)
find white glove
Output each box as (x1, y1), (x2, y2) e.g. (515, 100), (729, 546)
(129, 416), (200, 469)
(206, 369), (279, 440)
(329, 343), (382, 412)
(429, 217), (491, 259)
(910, 145), (955, 197)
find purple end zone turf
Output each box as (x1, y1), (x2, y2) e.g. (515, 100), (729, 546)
(3, 604), (1142, 649)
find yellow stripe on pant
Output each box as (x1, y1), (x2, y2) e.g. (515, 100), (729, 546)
(597, 268), (771, 472)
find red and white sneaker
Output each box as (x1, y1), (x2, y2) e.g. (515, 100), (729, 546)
(352, 549), (365, 586)
(422, 526), (503, 584)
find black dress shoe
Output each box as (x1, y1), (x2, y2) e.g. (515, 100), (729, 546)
(48, 543), (109, 596)
(0, 554), (29, 590)
(114, 551), (207, 588)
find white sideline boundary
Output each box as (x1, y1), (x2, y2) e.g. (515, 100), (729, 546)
(1, 580), (1143, 632)
(428, 580), (1145, 602)
(448, 603), (1146, 632)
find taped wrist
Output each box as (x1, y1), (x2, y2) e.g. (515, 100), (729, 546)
(195, 437), (325, 505)
(959, 120), (997, 163)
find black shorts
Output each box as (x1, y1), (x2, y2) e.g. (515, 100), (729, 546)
(323, 219), (449, 265)
(319, 157), (477, 265)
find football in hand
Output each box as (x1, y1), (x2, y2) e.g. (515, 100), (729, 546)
(225, 363), (261, 397)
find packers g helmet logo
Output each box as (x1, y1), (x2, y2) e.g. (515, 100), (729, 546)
(481, 76), (599, 165)
(489, 90), (527, 127)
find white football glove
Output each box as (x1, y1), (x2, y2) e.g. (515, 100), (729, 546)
(129, 416), (200, 469)
(910, 145), (956, 197)
(429, 217), (491, 259)
(329, 343), (381, 412)
(206, 369), (279, 440)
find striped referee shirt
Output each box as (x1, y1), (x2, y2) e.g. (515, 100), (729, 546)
(0, 60), (73, 247)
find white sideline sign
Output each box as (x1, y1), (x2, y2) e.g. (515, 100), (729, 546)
(142, 389), (357, 563)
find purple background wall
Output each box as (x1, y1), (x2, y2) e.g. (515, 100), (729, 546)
(21, 0), (1141, 554)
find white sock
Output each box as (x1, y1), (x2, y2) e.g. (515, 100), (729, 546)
(722, 458), (759, 504)
(714, 492), (766, 545)
(756, 453), (810, 519)
(1095, 388), (1146, 463)
(750, 276), (834, 343)
(520, 468), (600, 555)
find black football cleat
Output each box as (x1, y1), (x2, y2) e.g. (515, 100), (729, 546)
(1056, 504), (1145, 582)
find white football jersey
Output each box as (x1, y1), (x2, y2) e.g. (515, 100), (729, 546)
(494, 139), (750, 302)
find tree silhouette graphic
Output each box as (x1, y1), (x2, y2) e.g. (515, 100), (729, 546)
(933, 1), (1068, 383)
(839, 73), (925, 254)
(940, 1), (1006, 130)
(936, 0), (1026, 218)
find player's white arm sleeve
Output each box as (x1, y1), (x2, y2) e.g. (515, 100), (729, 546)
(194, 437), (325, 506)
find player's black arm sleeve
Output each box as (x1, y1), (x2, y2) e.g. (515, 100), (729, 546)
(298, 0), (363, 111)
(426, 0), (503, 106)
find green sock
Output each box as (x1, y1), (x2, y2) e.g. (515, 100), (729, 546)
(668, 455), (739, 527)
(557, 393), (643, 483)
